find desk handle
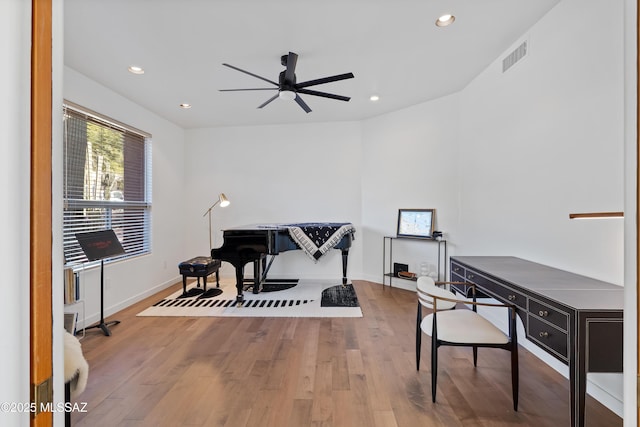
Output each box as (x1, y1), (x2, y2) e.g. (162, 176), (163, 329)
(507, 295), (516, 301)
(538, 310), (548, 317)
(539, 331), (549, 338)
(468, 273), (475, 279)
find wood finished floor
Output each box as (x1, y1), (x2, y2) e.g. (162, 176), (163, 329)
(70, 280), (622, 427)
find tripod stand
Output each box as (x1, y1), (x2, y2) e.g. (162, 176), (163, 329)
(84, 259), (120, 336)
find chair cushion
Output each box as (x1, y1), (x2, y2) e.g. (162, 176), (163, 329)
(421, 309), (509, 345)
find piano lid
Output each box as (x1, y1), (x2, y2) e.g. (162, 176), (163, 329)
(224, 222), (355, 231)
(224, 223), (289, 231)
(221, 222), (355, 260)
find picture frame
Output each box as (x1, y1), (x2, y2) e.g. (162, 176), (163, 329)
(396, 209), (435, 239)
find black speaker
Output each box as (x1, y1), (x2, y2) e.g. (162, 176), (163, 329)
(393, 262), (409, 277)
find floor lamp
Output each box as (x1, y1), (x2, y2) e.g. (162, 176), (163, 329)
(203, 192), (230, 251)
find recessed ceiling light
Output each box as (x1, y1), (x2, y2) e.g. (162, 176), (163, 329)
(128, 66), (145, 75)
(370, 95), (380, 102)
(436, 14), (455, 27)
(179, 103), (192, 109)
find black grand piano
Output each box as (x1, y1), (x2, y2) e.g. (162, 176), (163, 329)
(211, 222), (355, 303)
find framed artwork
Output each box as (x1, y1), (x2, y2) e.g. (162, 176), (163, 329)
(396, 209), (435, 239)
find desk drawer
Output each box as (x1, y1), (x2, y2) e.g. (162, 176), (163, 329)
(451, 272), (488, 299)
(450, 272), (467, 295)
(528, 315), (568, 360)
(465, 271), (526, 309)
(529, 299), (568, 332)
(451, 263), (465, 277)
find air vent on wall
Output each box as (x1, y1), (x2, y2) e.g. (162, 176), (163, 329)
(502, 40), (528, 73)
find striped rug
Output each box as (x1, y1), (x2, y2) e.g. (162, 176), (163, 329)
(137, 279), (362, 318)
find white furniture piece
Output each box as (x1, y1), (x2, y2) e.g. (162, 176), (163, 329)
(415, 276), (519, 410)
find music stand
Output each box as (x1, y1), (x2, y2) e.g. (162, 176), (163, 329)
(76, 230), (125, 336)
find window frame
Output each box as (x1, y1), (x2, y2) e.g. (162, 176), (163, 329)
(62, 101), (152, 268)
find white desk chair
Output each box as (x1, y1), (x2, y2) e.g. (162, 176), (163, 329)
(415, 276), (519, 410)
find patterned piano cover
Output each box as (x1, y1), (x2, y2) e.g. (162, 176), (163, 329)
(284, 222), (355, 261)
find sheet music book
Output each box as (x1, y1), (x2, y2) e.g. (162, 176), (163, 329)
(75, 229), (125, 261)
(64, 268), (75, 304)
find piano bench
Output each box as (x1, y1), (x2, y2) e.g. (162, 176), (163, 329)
(178, 256), (222, 298)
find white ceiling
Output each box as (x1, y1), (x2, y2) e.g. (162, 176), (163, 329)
(64, 0), (561, 129)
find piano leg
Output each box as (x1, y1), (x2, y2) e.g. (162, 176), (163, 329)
(341, 248), (349, 285)
(234, 266), (245, 303)
(252, 259), (264, 294)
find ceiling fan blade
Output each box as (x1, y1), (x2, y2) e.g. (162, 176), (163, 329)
(219, 88), (278, 92)
(284, 52), (298, 84)
(297, 89), (351, 102)
(257, 94), (279, 109)
(295, 72), (354, 89)
(294, 94), (312, 113)
(222, 63), (279, 86)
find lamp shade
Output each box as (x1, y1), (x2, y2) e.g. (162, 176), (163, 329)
(204, 192), (231, 251)
(219, 193), (230, 207)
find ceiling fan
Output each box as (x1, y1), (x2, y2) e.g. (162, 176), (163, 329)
(220, 52), (354, 113)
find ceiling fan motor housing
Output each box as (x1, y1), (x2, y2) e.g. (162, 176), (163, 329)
(279, 71), (296, 89)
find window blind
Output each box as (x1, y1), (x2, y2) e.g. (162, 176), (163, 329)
(63, 102), (152, 266)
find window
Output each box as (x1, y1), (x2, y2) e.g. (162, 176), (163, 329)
(63, 102), (152, 266)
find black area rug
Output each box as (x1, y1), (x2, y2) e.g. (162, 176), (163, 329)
(321, 283), (359, 307)
(260, 279), (299, 293)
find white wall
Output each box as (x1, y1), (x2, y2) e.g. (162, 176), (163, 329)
(360, 94), (461, 289)
(0, 1), (33, 425)
(358, 0), (624, 288)
(184, 122), (363, 282)
(455, 0), (626, 413)
(457, 0), (625, 285)
(63, 67), (187, 327)
(457, 1), (627, 412)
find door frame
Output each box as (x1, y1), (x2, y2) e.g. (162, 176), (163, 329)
(31, 0), (53, 425)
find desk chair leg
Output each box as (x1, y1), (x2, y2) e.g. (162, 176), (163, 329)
(416, 303), (422, 371)
(431, 337), (438, 402)
(510, 308), (519, 411)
